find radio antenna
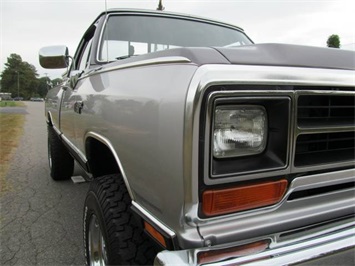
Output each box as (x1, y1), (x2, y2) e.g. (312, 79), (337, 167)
(157, 0), (165, 11)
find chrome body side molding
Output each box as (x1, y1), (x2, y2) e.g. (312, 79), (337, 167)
(132, 201), (176, 239)
(85, 131), (135, 201)
(93, 56), (192, 76)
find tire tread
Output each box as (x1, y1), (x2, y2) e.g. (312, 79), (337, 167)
(47, 126), (74, 180)
(86, 175), (157, 265)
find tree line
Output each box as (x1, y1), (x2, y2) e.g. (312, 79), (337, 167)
(0, 53), (62, 100)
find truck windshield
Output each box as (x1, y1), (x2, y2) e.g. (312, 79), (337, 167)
(99, 15), (253, 61)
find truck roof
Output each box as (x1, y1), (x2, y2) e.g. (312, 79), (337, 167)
(95, 8), (245, 32)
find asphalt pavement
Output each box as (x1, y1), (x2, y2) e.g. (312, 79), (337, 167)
(0, 107), (28, 114)
(0, 102), (89, 265)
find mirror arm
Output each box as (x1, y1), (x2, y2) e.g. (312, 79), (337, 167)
(67, 55), (75, 70)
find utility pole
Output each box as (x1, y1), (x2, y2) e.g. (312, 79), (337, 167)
(44, 73), (49, 90)
(16, 71), (20, 98)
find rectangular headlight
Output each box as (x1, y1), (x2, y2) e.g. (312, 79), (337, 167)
(213, 105), (267, 158)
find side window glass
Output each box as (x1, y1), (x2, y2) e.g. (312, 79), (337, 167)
(78, 39), (93, 72)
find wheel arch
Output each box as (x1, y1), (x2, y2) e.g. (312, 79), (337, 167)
(85, 132), (135, 201)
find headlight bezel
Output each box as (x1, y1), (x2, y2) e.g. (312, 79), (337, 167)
(203, 93), (291, 182)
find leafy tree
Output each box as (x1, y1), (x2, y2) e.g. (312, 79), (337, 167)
(52, 78), (63, 87)
(36, 77), (64, 98)
(0, 54), (39, 99)
(37, 77), (50, 98)
(327, 34), (340, 48)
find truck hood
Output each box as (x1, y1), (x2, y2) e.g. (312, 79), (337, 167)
(102, 43), (355, 71)
(214, 43), (355, 70)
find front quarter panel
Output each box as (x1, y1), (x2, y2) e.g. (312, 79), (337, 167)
(74, 62), (200, 245)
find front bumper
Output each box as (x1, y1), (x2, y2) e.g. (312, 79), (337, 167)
(154, 224), (355, 265)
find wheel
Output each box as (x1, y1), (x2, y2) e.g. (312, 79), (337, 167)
(83, 174), (158, 266)
(47, 125), (74, 180)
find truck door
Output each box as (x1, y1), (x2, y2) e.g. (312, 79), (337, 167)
(59, 26), (95, 159)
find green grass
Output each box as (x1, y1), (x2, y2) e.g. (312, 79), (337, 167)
(0, 101), (25, 107)
(0, 113), (25, 194)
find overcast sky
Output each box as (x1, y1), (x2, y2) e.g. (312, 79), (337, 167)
(1, 0), (354, 79)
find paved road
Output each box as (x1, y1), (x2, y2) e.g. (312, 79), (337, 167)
(1, 102), (89, 265)
(0, 107), (28, 114)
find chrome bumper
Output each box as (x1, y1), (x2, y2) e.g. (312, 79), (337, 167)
(154, 225), (355, 266)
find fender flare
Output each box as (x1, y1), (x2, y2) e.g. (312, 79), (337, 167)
(85, 131), (135, 201)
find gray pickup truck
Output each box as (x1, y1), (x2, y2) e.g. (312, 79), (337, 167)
(39, 9), (355, 266)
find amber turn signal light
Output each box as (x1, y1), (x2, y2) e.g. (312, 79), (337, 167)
(144, 221), (167, 248)
(202, 179), (288, 216)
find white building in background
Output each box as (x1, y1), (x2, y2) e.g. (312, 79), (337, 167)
(0, 92), (12, 100)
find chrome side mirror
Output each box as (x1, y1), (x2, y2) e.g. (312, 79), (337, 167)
(39, 45), (69, 69)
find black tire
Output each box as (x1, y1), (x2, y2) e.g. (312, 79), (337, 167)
(83, 174), (158, 266)
(47, 125), (74, 180)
